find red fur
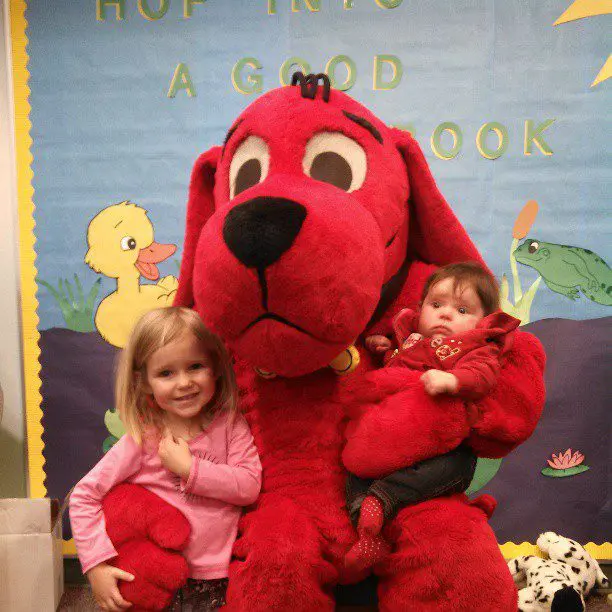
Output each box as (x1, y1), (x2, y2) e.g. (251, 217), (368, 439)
(343, 368), (472, 478)
(468, 331), (546, 457)
(103, 484), (190, 609)
(103, 484), (191, 551)
(102, 83), (544, 610)
(112, 540), (189, 611)
(468, 494), (498, 519)
(226, 492), (339, 610)
(377, 495), (517, 611)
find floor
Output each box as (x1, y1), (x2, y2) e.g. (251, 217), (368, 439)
(60, 559), (612, 611)
(58, 585), (612, 611)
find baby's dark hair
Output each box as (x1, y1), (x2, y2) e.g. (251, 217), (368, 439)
(421, 262), (500, 315)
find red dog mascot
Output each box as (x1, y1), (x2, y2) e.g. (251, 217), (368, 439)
(103, 74), (545, 611)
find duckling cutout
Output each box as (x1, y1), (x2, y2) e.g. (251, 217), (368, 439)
(85, 201), (178, 347)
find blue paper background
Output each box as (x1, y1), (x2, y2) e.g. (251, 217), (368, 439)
(23, 0), (610, 546)
(26, 0), (610, 328)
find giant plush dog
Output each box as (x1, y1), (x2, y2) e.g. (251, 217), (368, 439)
(104, 74), (545, 610)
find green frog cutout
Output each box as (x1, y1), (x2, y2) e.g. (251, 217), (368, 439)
(514, 238), (611, 306)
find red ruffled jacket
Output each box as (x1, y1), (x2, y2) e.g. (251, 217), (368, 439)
(385, 308), (520, 400)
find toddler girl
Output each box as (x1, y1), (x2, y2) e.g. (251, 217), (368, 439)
(345, 262), (519, 571)
(70, 307), (262, 611)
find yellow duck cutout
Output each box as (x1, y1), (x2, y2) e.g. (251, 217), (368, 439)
(85, 201), (178, 348)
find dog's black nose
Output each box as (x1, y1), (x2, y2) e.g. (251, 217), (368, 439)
(223, 197), (307, 270)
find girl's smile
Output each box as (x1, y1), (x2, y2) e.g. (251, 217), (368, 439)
(175, 391), (200, 402)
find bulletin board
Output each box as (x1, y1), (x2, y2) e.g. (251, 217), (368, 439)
(10, 0), (611, 557)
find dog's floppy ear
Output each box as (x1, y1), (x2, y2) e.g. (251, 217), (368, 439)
(174, 146), (222, 308)
(390, 128), (486, 269)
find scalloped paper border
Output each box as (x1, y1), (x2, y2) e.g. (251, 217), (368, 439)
(10, 0), (44, 498)
(501, 541), (611, 561)
(9, 0), (76, 555)
(9, 0), (611, 562)
(9, 0), (78, 555)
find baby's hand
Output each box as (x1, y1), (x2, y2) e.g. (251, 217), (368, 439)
(158, 429), (193, 479)
(87, 562), (134, 611)
(365, 335), (392, 354)
(420, 370), (458, 396)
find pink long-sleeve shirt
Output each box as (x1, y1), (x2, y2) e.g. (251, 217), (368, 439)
(69, 412), (261, 579)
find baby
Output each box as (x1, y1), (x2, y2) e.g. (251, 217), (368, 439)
(345, 262), (519, 571)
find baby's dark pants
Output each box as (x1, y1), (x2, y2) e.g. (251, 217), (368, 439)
(346, 444), (478, 526)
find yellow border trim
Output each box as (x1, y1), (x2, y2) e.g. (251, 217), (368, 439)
(501, 541), (612, 561)
(10, 0), (46, 499)
(10, 0), (76, 556)
(7, 0), (612, 563)
(63, 540), (77, 555)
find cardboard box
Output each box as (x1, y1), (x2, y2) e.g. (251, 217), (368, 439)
(0, 498), (64, 611)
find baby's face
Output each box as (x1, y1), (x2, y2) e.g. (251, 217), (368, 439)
(418, 278), (485, 338)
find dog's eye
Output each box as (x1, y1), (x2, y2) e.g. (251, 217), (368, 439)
(303, 133), (366, 192)
(229, 136), (270, 199)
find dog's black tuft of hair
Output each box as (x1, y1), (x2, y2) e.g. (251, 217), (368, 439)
(291, 72), (331, 103)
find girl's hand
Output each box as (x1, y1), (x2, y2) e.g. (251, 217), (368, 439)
(158, 429), (193, 479)
(87, 562), (134, 611)
(365, 335), (392, 354)
(420, 370), (458, 396)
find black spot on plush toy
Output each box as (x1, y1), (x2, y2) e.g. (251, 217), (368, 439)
(508, 532), (609, 612)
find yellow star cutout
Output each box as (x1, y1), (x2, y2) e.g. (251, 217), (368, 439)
(554, 0), (612, 87)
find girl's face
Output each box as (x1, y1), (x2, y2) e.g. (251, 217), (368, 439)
(143, 332), (216, 422)
(418, 278), (485, 338)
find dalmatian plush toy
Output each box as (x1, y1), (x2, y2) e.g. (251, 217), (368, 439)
(509, 532), (609, 612)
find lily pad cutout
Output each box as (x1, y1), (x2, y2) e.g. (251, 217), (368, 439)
(104, 409), (125, 440)
(541, 465), (590, 478)
(467, 457), (503, 495)
(103, 435), (119, 453)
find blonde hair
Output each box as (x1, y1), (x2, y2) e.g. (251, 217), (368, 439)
(115, 307), (237, 444)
